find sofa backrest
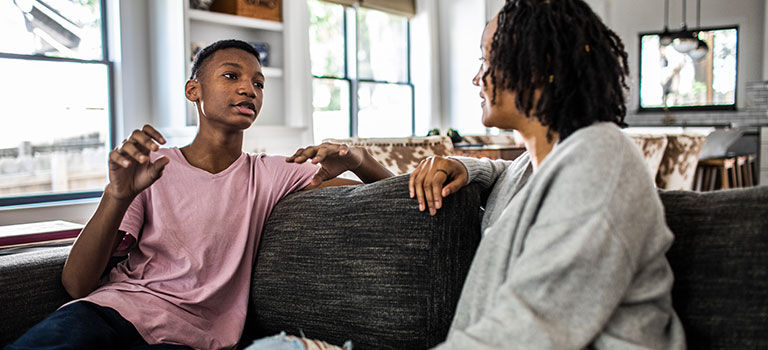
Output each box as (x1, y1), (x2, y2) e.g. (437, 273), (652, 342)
(248, 174), (483, 349)
(660, 186), (768, 349)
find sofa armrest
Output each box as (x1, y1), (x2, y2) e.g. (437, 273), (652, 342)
(0, 246), (73, 345)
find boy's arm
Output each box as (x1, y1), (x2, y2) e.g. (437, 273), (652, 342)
(61, 194), (132, 299)
(61, 125), (169, 299)
(287, 143), (394, 190)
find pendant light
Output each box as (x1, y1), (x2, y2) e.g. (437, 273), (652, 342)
(687, 0), (709, 61)
(659, 0), (673, 45)
(672, 0), (698, 53)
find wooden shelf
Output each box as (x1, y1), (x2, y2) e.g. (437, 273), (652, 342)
(188, 9), (283, 32)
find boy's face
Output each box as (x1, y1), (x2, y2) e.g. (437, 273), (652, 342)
(185, 48), (264, 130)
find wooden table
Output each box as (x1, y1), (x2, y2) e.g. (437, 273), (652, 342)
(452, 144), (526, 161)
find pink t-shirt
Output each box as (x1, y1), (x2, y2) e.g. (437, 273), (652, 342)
(78, 148), (318, 350)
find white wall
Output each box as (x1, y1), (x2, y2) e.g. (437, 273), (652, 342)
(437, 0), (488, 135)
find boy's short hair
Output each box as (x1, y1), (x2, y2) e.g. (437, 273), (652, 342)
(190, 39), (262, 80)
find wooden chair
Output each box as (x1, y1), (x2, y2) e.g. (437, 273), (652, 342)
(694, 154), (757, 191)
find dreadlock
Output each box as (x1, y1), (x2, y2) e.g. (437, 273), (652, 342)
(485, 0), (629, 141)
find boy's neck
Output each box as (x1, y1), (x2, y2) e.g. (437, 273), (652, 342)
(181, 129), (244, 174)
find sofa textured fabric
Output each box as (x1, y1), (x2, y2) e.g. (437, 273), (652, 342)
(247, 175), (482, 349)
(662, 186), (768, 349)
(1, 176), (766, 349)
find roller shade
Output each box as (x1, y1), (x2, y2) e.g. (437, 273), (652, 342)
(320, 0), (358, 6)
(320, 0), (416, 18)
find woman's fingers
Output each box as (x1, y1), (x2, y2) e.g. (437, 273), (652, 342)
(408, 159), (426, 198)
(430, 169), (448, 210)
(409, 156), (466, 216)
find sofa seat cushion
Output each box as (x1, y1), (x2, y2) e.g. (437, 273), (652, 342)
(0, 246), (73, 345)
(660, 186), (768, 349)
(248, 175), (483, 349)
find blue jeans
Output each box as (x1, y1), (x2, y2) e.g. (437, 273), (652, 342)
(5, 301), (192, 350)
(244, 332), (353, 350)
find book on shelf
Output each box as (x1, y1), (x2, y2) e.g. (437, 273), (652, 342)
(0, 220), (83, 251)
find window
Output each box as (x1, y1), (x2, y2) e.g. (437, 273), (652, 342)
(308, 0), (414, 143)
(0, 0), (112, 206)
(639, 27), (738, 111)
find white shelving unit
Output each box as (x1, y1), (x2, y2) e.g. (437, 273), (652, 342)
(148, 0), (313, 155)
(187, 8), (284, 31)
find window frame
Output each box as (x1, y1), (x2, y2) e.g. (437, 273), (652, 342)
(0, 0), (115, 207)
(637, 25), (739, 113)
(311, 2), (415, 138)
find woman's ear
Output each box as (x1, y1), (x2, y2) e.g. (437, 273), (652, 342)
(185, 80), (200, 102)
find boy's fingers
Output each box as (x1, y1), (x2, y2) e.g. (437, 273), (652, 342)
(110, 150), (132, 168)
(149, 156), (170, 177)
(311, 167), (330, 186)
(287, 148), (306, 162)
(129, 130), (160, 152)
(141, 124), (166, 144)
(312, 148), (329, 164)
(120, 142), (148, 164)
(338, 144), (349, 156)
(298, 147), (318, 162)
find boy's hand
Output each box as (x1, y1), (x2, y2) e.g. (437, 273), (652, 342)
(105, 125), (170, 201)
(287, 143), (364, 186)
(409, 156), (468, 216)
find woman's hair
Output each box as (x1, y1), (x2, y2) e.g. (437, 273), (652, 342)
(485, 0), (629, 140)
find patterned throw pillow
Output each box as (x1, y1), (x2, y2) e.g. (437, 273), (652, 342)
(656, 134), (706, 190)
(323, 136), (454, 175)
(626, 133), (669, 182)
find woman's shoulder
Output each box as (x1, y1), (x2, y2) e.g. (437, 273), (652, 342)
(533, 122), (659, 220)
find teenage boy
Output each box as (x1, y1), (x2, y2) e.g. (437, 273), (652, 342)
(6, 40), (392, 350)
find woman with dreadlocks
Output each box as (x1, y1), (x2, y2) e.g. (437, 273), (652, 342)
(408, 0), (687, 348)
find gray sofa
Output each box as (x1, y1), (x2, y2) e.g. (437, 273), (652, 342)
(1, 175), (766, 349)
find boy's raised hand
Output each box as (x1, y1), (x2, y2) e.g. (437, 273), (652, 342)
(106, 125), (170, 201)
(286, 143), (364, 186)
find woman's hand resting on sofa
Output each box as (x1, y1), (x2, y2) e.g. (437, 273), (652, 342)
(409, 156), (468, 216)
